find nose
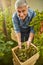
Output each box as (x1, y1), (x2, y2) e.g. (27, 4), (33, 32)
(20, 12), (24, 17)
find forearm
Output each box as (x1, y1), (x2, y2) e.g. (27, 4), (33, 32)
(16, 32), (21, 46)
(28, 32), (34, 43)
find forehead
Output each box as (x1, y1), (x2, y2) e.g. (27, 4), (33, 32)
(17, 5), (27, 10)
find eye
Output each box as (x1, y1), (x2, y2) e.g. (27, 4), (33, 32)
(22, 10), (25, 12)
(18, 10), (21, 13)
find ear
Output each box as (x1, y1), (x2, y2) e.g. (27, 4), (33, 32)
(27, 5), (30, 9)
(26, 5), (29, 11)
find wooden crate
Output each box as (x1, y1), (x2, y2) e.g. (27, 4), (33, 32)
(12, 43), (39, 65)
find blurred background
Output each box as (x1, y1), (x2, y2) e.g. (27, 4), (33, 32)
(0, 0), (43, 12)
(0, 0), (43, 65)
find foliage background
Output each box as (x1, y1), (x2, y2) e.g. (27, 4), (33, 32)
(0, 0), (43, 65)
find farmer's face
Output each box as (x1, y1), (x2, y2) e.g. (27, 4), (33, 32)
(17, 5), (28, 20)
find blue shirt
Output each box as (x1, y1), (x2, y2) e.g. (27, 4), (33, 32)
(12, 8), (36, 33)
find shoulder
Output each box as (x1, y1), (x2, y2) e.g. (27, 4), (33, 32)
(28, 8), (35, 14)
(12, 12), (19, 23)
(28, 8), (36, 17)
(12, 12), (17, 19)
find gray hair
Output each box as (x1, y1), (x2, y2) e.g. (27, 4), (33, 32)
(15, 0), (28, 10)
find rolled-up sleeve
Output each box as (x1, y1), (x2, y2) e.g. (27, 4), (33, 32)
(30, 26), (35, 33)
(12, 14), (20, 33)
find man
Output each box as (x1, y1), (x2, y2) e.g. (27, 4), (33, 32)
(12, 0), (36, 49)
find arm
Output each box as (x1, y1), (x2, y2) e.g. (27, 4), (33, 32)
(16, 32), (22, 49)
(27, 10), (36, 48)
(27, 32), (34, 48)
(12, 14), (22, 49)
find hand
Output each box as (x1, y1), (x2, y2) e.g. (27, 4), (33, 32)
(27, 41), (31, 48)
